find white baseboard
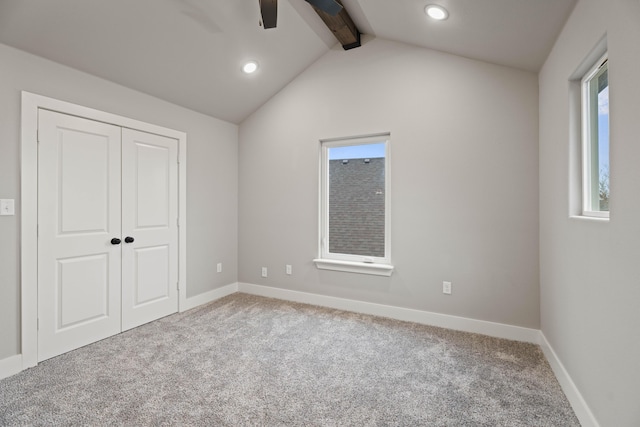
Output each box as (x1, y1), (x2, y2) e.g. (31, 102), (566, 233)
(180, 282), (239, 312)
(0, 354), (23, 380)
(539, 333), (600, 427)
(237, 283), (540, 343)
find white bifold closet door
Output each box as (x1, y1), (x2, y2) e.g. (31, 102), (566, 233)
(121, 128), (178, 332)
(37, 110), (178, 362)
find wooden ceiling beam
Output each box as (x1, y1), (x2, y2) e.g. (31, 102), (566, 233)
(260, 0), (278, 29)
(311, 0), (361, 50)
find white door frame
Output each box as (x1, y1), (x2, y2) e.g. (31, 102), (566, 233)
(21, 91), (188, 369)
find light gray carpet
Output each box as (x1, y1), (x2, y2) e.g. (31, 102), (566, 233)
(0, 293), (579, 426)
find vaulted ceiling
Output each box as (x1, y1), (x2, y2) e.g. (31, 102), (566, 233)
(0, 0), (576, 123)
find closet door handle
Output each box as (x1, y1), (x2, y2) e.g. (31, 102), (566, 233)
(124, 236), (135, 243)
(110, 238), (122, 245)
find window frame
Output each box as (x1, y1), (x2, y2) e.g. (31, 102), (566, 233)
(581, 52), (609, 218)
(314, 133), (393, 276)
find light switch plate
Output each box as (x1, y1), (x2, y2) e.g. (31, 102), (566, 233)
(0, 199), (15, 216)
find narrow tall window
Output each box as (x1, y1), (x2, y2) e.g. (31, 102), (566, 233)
(319, 134), (390, 266)
(582, 53), (609, 217)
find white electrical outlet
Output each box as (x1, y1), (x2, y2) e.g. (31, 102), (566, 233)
(261, 267), (268, 278)
(217, 263), (222, 273)
(286, 264), (292, 275)
(443, 281), (452, 295)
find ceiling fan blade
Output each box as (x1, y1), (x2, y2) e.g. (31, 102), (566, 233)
(259, 0), (278, 29)
(305, 0), (343, 16)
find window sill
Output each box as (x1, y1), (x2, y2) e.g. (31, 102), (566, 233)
(569, 215), (609, 222)
(313, 259), (394, 277)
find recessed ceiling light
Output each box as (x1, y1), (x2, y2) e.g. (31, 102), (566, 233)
(242, 61), (258, 74)
(425, 4), (449, 21)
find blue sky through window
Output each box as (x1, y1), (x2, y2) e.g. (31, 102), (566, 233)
(329, 142), (386, 160)
(598, 85), (609, 175)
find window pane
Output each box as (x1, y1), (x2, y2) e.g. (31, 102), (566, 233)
(597, 69), (609, 211)
(328, 143), (385, 257)
(583, 57), (609, 216)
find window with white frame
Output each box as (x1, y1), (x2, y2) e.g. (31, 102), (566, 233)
(315, 134), (392, 276)
(582, 53), (609, 217)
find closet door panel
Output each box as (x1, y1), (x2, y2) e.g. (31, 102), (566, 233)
(121, 128), (179, 331)
(37, 110), (122, 362)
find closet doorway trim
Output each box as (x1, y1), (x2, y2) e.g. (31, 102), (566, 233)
(20, 91), (188, 369)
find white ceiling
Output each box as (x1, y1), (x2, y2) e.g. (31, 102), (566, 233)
(0, 0), (576, 123)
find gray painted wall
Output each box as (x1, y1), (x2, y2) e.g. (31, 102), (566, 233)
(539, 0), (640, 425)
(0, 43), (239, 360)
(238, 37), (540, 329)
